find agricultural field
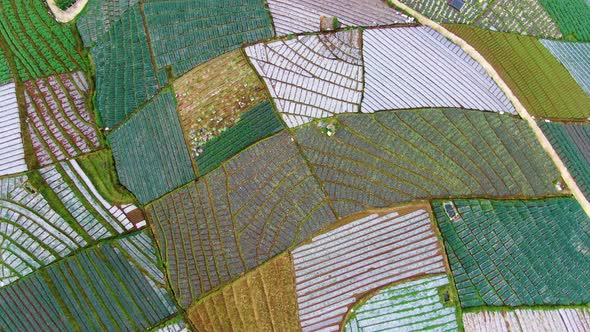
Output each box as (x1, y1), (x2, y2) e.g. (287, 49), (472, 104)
(433, 198), (590, 307)
(147, 132), (335, 307)
(448, 25), (590, 119)
(267, 0), (411, 35)
(0, 49), (11, 84)
(246, 30), (364, 127)
(188, 254), (299, 331)
(0, 82), (27, 176)
(90, 4), (160, 128)
(294, 109), (560, 217)
(541, 40), (590, 96)
(540, 122), (590, 201)
(537, 0), (590, 41)
(173, 50), (269, 162)
(344, 275), (459, 331)
(362, 27), (516, 114)
(0, 231), (177, 331)
(292, 205), (446, 331)
(108, 91), (195, 204)
(142, 0), (274, 77)
(398, 0), (486, 23)
(24, 71), (101, 167)
(0, 0), (88, 81)
(76, 0), (138, 46)
(152, 316), (190, 332)
(463, 308), (590, 331)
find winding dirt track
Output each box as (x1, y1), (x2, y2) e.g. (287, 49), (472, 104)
(46, 0), (88, 23)
(387, 0), (590, 218)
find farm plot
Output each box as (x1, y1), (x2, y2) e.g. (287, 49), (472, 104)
(0, 49), (11, 84)
(397, 0), (487, 24)
(142, 0), (274, 77)
(344, 275), (459, 332)
(195, 100), (283, 175)
(448, 25), (590, 119)
(474, 0), (561, 38)
(537, 0), (590, 41)
(292, 205), (447, 332)
(267, 0), (411, 35)
(294, 109), (560, 217)
(463, 308), (590, 331)
(0, 82), (27, 176)
(540, 122), (590, 202)
(174, 50), (269, 162)
(0, 231), (177, 331)
(0, 0), (87, 81)
(147, 132), (335, 307)
(541, 40), (590, 96)
(24, 71), (101, 167)
(361, 27), (516, 114)
(152, 316), (190, 332)
(76, 0), (138, 46)
(433, 197), (590, 307)
(246, 30), (364, 127)
(109, 91), (195, 204)
(188, 254), (299, 332)
(91, 4), (159, 128)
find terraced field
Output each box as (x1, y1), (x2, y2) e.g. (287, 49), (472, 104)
(246, 30), (364, 127)
(292, 206), (446, 332)
(267, 0), (410, 35)
(24, 71), (101, 167)
(188, 254), (299, 331)
(295, 109), (560, 217)
(91, 4), (160, 128)
(541, 40), (590, 96)
(0, 0), (88, 81)
(464, 308), (590, 331)
(143, 0), (274, 77)
(76, 0), (138, 46)
(147, 132), (335, 307)
(433, 198), (590, 307)
(538, 0), (590, 41)
(0, 231), (177, 331)
(0, 49), (11, 84)
(109, 91), (195, 204)
(362, 27), (516, 114)
(448, 25), (590, 119)
(344, 275), (459, 331)
(0, 82), (27, 176)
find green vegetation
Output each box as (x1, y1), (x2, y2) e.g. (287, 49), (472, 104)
(433, 198), (590, 307)
(448, 25), (590, 119)
(0, 47), (12, 84)
(195, 100), (284, 175)
(538, 0), (590, 41)
(0, 0), (88, 81)
(76, 149), (136, 205)
(55, 0), (76, 10)
(76, 0), (138, 46)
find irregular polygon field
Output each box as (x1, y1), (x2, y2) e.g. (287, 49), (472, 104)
(91, 5), (159, 128)
(0, 231), (177, 331)
(153, 317), (190, 332)
(24, 72), (101, 167)
(398, 0), (486, 23)
(143, 0), (274, 77)
(537, 0), (590, 41)
(148, 132), (335, 307)
(292, 206), (446, 332)
(173, 50), (269, 161)
(188, 254), (300, 332)
(433, 198), (590, 307)
(344, 275), (459, 332)
(0, 0), (88, 81)
(448, 25), (590, 119)
(246, 30), (364, 127)
(76, 0), (138, 46)
(463, 309), (590, 332)
(541, 40), (590, 96)
(0, 82), (27, 176)
(294, 110), (560, 217)
(362, 27), (516, 114)
(267, 0), (410, 35)
(109, 91), (195, 204)
(540, 122), (590, 201)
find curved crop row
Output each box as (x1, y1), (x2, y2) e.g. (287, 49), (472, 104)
(294, 109), (560, 217)
(76, 0), (138, 47)
(0, 82), (27, 176)
(0, 48), (11, 84)
(537, 0), (590, 41)
(147, 132), (335, 307)
(464, 309), (590, 331)
(24, 71), (101, 167)
(433, 198), (590, 307)
(541, 40), (590, 96)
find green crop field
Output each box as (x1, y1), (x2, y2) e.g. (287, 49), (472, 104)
(538, 0), (590, 41)
(0, 47), (12, 84)
(76, 0), (138, 47)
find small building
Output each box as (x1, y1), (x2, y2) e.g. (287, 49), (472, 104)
(448, 0), (465, 11)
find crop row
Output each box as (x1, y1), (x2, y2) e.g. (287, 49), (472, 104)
(76, 0), (138, 47)
(541, 40), (590, 96)
(0, 82), (27, 176)
(24, 71), (101, 167)
(294, 109), (560, 217)
(0, 49), (11, 84)
(0, 231), (176, 331)
(537, 0), (590, 41)
(147, 132), (335, 307)
(463, 308), (590, 331)
(433, 197), (590, 307)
